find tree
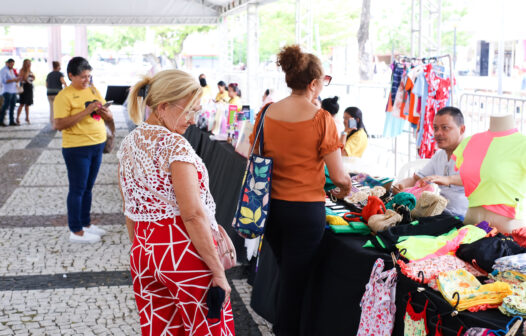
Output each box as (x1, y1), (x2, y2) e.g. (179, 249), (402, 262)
(153, 26), (212, 68)
(87, 27), (146, 56)
(357, 0), (372, 80)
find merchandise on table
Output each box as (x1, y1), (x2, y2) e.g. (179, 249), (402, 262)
(456, 234), (526, 273)
(403, 293), (429, 336)
(402, 180), (439, 200)
(437, 269), (512, 311)
(396, 225), (486, 261)
(367, 209), (402, 233)
(398, 255), (487, 291)
(386, 192), (417, 211)
(512, 227), (526, 247)
(410, 191), (448, 218)
(357, 258), (397, 336)
(489, 270), (526, 286)
(366, 213), (464, 252)
(499, 283), (526, 317)
(493, 253), (526, 274)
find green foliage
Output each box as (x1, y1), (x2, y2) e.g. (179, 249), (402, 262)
(87, 27), (146, 55)
(258, 0), (296, 62)
(153, 26), (212, 61)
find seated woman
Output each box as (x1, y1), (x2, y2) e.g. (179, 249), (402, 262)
(342, 107), (368, 157)
(228, 83), (242, 112)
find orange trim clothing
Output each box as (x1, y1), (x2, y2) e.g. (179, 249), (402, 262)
(249, 105), (343, 202)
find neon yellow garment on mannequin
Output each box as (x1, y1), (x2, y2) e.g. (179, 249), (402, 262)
(453, 129), (526, 219)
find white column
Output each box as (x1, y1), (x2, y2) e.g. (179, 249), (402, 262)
(75, 25), (89, 58)
(246, 3), (259, 110)
(48, 25), (62, 70)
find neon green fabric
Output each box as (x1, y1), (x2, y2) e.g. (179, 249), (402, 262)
(396, 225), (486, 261)
(330, 222), (371, 235)
(453, 130), (526, 219)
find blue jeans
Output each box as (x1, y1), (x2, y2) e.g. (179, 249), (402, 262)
(0, 92), (16, 124)
(62, 142), (105, 233)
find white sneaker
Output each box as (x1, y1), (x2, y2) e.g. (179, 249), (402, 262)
(84, 224), (106, 236)
(69, 231), (101, 244)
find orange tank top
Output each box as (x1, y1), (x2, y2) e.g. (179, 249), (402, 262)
(249, 105), (342, 202)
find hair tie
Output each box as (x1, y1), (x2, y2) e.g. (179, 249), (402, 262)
(138, 84), (149, 98)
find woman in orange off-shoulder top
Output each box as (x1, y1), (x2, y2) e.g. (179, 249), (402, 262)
(249, 45), (351, 336)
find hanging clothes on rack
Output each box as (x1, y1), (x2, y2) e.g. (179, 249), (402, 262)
(384, 62), (408, 138)
(419, 63), (451, 158)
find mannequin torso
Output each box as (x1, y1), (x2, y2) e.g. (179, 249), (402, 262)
(463, 114), (525, 233)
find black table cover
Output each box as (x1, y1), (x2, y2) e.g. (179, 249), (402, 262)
(252, 226), (521, 335)
(183, 126), (247, 261)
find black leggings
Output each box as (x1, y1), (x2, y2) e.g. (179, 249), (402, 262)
(264, 199), (325, 336)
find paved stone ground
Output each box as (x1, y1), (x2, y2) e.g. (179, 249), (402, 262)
(0, 96), (273, 335)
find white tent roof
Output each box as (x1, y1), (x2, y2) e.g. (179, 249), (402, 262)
(0, 0), (272, 25)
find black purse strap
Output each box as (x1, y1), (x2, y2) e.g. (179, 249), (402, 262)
(249, 103), (272, 156)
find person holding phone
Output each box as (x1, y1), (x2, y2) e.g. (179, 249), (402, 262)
(53, 56), (113, 244)
(119, 70), (234, 335)
(342, 106), (368, 157)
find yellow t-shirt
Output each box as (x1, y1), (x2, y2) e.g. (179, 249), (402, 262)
(229, 96), (242, 112)
(344, 128), (368, 157)
(53, 86), (107, 148)
(215, 91), (229, 103)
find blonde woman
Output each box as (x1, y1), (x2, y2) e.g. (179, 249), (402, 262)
(118, 70), (235, 336)
(17, 59), (35, 124)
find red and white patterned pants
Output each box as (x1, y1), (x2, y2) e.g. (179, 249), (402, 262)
(130, 217), (235, 336)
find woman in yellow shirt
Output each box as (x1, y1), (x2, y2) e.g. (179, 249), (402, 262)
(215, 81), (229, 103)
(228, 83), (242, 112)
(342, 106), (368, 157)
(54, 57), (113, 244)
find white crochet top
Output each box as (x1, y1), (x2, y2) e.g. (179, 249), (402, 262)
(117, 123), (218, 230)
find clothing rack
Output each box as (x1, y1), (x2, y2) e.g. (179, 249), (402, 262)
(395, 54), (454, 103)
(390, 54), (455, 174)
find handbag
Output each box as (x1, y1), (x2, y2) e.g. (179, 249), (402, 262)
(126, 142), (237, 270)
(103, 119), (116, 153)
(16, 83), (23, 94)
(232, 104), (273, 239)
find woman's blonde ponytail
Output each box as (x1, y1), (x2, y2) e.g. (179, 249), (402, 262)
(127, 76), (151, 125)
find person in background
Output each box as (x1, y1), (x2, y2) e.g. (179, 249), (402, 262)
(54, 56), (112, 244)
(262, 88), (274, 106)
(0, 59), (20, 126)
(342, 107), (368, 158)
(119, 69), (234, 335)
(250, 45), (350, 335)
(215, 80), (229, 103)
(322, 96), (345, 135)
(198, 73), (212, 103)
(46, 61), (67, 128)
(393, 107), (468, 218)
(17, 59), (35, 125)
(228, 83), (242, 112)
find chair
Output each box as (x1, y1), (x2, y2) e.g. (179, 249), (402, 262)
(396, 159), (430, 181)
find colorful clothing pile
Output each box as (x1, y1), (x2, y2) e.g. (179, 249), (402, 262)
(398, 255), (486, 291)
(493, 253), (526, 274)
(397, 226), (486, 261)
(437, 269), (512, 311)
(499, 282), (526, 316)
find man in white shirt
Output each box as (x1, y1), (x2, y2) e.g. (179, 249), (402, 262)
(0, 58), (20, 126)
(393, 107), (469, 218)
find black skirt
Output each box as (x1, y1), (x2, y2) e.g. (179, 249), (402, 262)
(19, 82), (33, 105)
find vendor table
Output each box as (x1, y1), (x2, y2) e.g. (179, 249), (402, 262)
(183, 125), (248, 261)
(184, 126), (523, 335)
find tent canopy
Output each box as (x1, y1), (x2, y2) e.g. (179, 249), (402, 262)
(0, 0), (272, 25)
